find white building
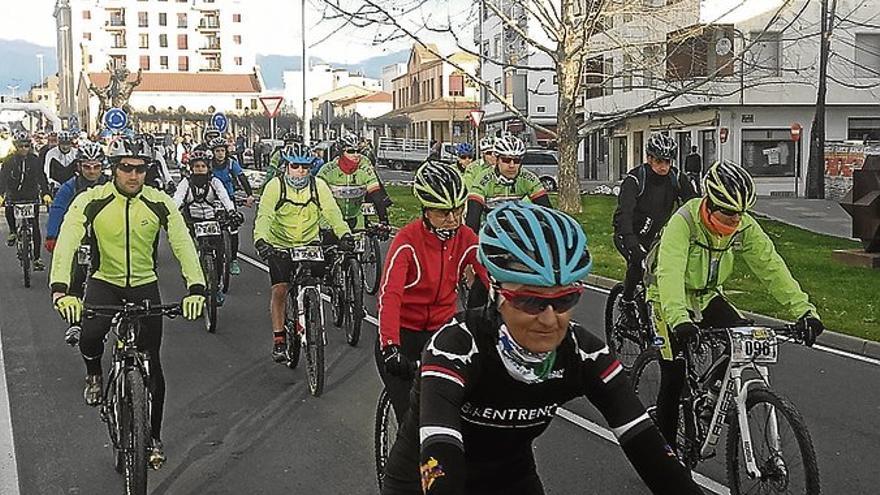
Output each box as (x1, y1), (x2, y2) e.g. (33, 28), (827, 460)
(283, 64), (382, 118)
(476, 2), (558, 145)
(55, 0), (257, 115)
(381, 63), (407, 93)
(580, 0), (880, 197)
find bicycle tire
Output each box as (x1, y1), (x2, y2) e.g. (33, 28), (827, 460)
(109, 371), (125, 474)
(303, 287), (324, 397)
(604, 283), (644, 369)
(222, 232), (233, 292)
(374, 388), (397, 490)
(122, 369), (149, 495)
(285, 289), (301, 370)
(726, 387), (821, 495)
(19, 227), (31, 289)
(343, 258), (363, 346)
(363, 234), (382, 295)
(330, 260), (345, 328)
(204, 253), (218, 333)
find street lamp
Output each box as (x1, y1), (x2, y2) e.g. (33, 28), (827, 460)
(36, 54), (45, 89)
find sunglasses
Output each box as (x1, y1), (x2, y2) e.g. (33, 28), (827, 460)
(426, 206), (464, 218)
(287, 162), (309, 169)
(711, 205), (742, 217)
(17, 144), (32, 148)
(498, 286), (584, 315)
(117, 163), (149, 174)
(81, 163), (103, 170)
(344, 148), (358, 154)
(499, 156), (522, 164)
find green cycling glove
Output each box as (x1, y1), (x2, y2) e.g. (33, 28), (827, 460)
(182, 294), (205, 320)
(55, 295), (83, 324)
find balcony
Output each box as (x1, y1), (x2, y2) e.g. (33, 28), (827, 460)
(198, 19), (221, 31)
(106, 18), (126, 29)
(201, 65), (222, 72)
(199, 41), (221, 52)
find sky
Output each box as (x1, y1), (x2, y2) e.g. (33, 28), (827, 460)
(0, 0), (463, 63)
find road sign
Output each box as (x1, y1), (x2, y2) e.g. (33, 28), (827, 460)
(212, 112), (229, 133)
(790, 122), (802, 142)
(469, 110), (485, 127)
(259, 96), (284, 118)
(719, 127), (729, 144)
(104, 108), (128, 131)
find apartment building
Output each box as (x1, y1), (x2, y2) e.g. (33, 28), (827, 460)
(282, 64), (382, 118)
(580, 0), (880, 196)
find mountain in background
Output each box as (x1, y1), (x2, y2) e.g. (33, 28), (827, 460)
(256, 50), (409, 90)
(0, 39), (57, 91)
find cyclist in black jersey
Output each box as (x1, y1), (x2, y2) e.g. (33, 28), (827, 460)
(381, 202), (703, 495)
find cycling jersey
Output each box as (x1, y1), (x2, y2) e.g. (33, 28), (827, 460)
(465, 168), (550, 233)
(646, 198), (817, 359)
(317, 155), (382, 229)
(172, 176), (235, 222)
(254, 176), (350, 248)
(382, 309), (704, 495)
(378, 220), (487, 348)
(460, 161), (490, 192)
(50, 182), (206, 293)
(46, 174), (110, 240)
(211, 158), (252, 197)
(43, 145), (78, 186)
(0, 153), (50, 200)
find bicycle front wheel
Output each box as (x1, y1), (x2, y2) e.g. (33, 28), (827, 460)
(303, 287), (325, 397)
(726, 387), (820, 495)
(343, 258), (363, 346)
(363, 234), (382, 295)
(203, 253), (218, 334)
(374, 388), (398, 490)
(19, 227), (31, 288)
(285, 289), (301, 370)
(120, 369), (149, 495)
(604, 283), (644, 369)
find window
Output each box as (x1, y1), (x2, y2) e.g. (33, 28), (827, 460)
(481, 41), (489, 56)
(449, 73), (464, 96)
(641, 44), (661, 87)
(159, 34), (168, 48)
(493, 78), (502, 96)
(847, 117), (880, 141)
(82, 10), (91, 20)
(536, 105), (546, 113)
(666, 24), (735, 79)
(701, 129), (717, 165)
(493, 34), (501, 57)
(233, 35), (242, 45)
(160, 56), (169, 69)
(177, 34), (188, 49)
(139, 55), (150, 70)
(583, 56), (603, 99)
(112, 33), (126, 48)
(110, 55), (126, 69)
(178, 56), (189, 71)
(139, 34), (149, 48)
(83, 32), (91, 41)
(748, 31), (781, 76)
(233, 13), (242, 22)
(234, 57), (243, 66)
(178, 13), (187, 28)
(741, 129), (797, 177)
(251, 99), (259, 110)
(622, 53), (634, 91)
(159, 13), (167, 26)
(235, 98), (243, 110)
(138, 11), (148, 27)
(854, 34), (880, 78)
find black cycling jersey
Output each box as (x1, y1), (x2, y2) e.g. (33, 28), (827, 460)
(381, 308), (704, 495)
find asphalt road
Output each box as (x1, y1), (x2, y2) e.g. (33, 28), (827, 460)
(0, 209), (878, 494)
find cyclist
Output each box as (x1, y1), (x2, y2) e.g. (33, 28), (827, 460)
(253, 144), (355, 362)
(465, 134), (550, 233)
(0, 131), (52, 269)
(43, 130), (79, 190)
(612, 132), (696, 328)
(142, 134), (174, 193)
(317, 134), (391, 232)
(381, 202), (704, 495)
(209, 136), (255, 276)
(453, 142), (481, 191)
(192, 124), (223, 154)
(45, 141), (111, 343)
(377, 161), (487, 423)
(0, 125), (13, 161)
(475, 135), (497, 171)
(646, 160), (825, 450)
(49, 135), (206, 469)
(265, 131), (303, 183)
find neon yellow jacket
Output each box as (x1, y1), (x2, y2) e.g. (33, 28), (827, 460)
(50, 182), (205, 292)
(647, 198), (817, 330)
(254, 176), (350, 248)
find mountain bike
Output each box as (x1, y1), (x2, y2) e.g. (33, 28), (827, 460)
(360, 202), (388, 296)
(604, 281), (655, 369)
(276, 245), (328, 397)
(632, 324), (820, 494)
(192, 216), (226, 333)
(10, 201), (40, 288)
(329, 236), (364, 347)
(86, 301), (181, 495)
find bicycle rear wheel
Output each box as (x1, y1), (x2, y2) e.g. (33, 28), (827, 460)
(222, 232), (233, 292)
(343, 258), (363, 346)
(726, 387), (820, 495)
(203, 253), (218, 333)
(363, 234), (382, 295)
(303, 287), (325, 397)
(374, 388), (398, 490)
(120, 369), (149, 495)
(604, 283), (644, 369)
(19, 226), (31, 289)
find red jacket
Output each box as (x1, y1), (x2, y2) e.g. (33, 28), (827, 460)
(378, 220), (488, 348)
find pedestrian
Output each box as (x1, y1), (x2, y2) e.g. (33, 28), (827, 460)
(684, 145), (703, 194)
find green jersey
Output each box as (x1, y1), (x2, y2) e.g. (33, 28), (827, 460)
(461, 160), (491, 192)
(316, 155), (380, 230)
(469, 167), (548, 210)
(254, 176), (350, 248)
(50, 182), (205, 292)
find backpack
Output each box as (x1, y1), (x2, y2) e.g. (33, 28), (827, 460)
(630, 164), (683, 200)
(274, 175), (320, 211)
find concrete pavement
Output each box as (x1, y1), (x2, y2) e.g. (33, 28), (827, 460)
(752, 197), (856, 239)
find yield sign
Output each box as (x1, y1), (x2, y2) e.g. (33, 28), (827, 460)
(469, 110), (485, 126)
(259, 96), (284, 118)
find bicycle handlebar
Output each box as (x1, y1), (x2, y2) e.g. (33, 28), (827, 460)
(84, 301), (182, 320)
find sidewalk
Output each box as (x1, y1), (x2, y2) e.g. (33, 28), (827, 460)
(752, 197), (855, 240)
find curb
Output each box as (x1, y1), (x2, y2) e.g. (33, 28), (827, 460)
(583, 274), (880, 360)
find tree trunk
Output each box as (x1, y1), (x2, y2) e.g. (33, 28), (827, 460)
(555, 28), (582, 214)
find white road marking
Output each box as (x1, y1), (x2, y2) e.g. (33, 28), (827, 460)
(0, 322), (21, 495)
(238, 253), (729, 494)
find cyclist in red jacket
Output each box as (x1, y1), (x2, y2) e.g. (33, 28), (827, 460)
(377, 161), (488, 422)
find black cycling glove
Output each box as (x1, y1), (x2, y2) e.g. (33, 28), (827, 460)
(255, 239), (273, 260)
(382, 344), (414, 379)
(795, 313), (824, 347)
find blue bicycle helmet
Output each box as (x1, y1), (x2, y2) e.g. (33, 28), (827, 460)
(455, 142), (475, 158)
(280, 143), (314, 165)
(479, 202), (592, 287)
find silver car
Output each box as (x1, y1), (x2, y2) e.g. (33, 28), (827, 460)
(522, 149), (559, 192)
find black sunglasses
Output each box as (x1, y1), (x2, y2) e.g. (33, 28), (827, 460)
(287, 162), (309, 169)
(344, 148), (358, 154)
(118, 163), (149, 174)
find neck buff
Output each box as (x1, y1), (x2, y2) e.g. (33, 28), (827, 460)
(338, 154), (359, 174)
(422, 215), (459, 242)
(700, 198), (739, 237)
(494, 167), (517, 186)
(496, 324), (557, 384)
(285, 174), (310, 190)
(190, 174), (210, 188)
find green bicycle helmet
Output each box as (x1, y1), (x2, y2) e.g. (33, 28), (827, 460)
(703, 160), (757, 213)
(413, 161), (468, 210)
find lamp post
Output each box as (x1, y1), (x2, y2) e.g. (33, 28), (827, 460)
(37, 54), (45, 88)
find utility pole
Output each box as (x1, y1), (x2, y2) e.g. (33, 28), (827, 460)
(301, 0), (310, 145)
(807, 0), (837, 199)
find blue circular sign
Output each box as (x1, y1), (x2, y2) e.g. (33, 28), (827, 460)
(104, 108), (128, 131)
(212, 112), (229, 133)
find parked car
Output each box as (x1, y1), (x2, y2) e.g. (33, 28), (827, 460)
(522, 149), (559, 191)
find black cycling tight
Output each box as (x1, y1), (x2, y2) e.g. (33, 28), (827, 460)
(374, 329), (434, 424)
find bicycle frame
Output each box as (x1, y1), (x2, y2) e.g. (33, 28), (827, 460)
(287, 259), (327, 348)
(102, 316), (154, 447)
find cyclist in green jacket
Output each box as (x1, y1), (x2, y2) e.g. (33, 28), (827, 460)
(646, 160), (825, 450)
(465, 134), (550, 233)
(50, 135), (206, 469)
(254, 144), (355, 362)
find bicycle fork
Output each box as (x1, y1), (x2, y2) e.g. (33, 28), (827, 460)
(296, 287), (327, 346)
(731, 365), (779, 479)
